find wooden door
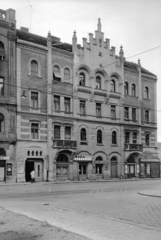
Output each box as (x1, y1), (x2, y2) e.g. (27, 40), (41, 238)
(150, 162), (160, 178)
(111, 162), (117, 178)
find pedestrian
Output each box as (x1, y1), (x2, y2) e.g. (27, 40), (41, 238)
(30, 170), (35, 183)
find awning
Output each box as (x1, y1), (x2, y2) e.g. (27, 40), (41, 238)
(74, 155), (93, 162)
(53, 72), (61, 78)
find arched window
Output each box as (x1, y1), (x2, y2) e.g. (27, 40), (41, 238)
(57, 154), (68, 162)
(97, 130), (102, 144)
(80, 128), (86, 141)
(31, 60), (38, 76)
(111, 156), (117, 162)
(131, 84), (136, 96)
(79, 72), (85, 86)
(64, 68), (70, 82)
(96, 76), (101, 89)
(0, 113), (4, 133)
(53, 65), (61, 81)
(111, 79), (115, 92)
(145, 87), (149, 99)
(96, 156), (103, 161)
(0, 41), (5, 60)
(124, 82), (128, 95)
(112, 131), (117, 144)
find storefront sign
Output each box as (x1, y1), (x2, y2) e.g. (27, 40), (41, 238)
(0, 156), (10, 160)
(6, 163), (12, 176)
(74, 155), (92, 161)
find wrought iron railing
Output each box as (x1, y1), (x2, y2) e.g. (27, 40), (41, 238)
(53, 139), (77, 149)
(124, 143), (143, 151)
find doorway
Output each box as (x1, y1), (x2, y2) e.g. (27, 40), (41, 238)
(25, 159), (43, 182)
(111, 157), (118, 178)
(25, 161), (34, 182)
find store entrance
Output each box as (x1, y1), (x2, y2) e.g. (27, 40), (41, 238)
(25, 161), (34, 182)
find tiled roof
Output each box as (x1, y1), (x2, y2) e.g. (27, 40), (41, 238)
(16, 29), (72, 52)
(124, 60), (156, 77)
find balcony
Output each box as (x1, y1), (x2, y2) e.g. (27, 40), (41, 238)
(53, 139), (77, 149)
(125, 143), (143, 152)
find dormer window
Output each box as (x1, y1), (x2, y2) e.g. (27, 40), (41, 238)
(0, 41), (5, 60)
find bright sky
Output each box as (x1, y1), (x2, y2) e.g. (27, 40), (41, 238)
(1, 0), (161, 141)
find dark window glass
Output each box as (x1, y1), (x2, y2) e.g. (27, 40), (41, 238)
(145, 133), (150, 146)
(96, 76), (101, 89)
(31, 92), (38, 108)
(112, 131), (117, 144)
(124, 82), (128, 95)
(131, 84), (136, 96)
(145, 110), (149, 122)
(125, 132), (130, 144)
(65, 126), (71, 139)
(96, 103), (101, 117)
(132, 108), (136, 121)
(80, 128), (86, 141)
(79, 72), (85, 86)
(97, 130), (102, 144)
(133, 132), (137, 143)
(111, 80), (115, 92)
(124, 107), (129, 119)
(64, 97), (70, 112)
(80, 100), (85, 115)
(0, 77), (4, 95)
(54, 125), (60, 139)
(54, 96), (60, 111)
(111, 105), (116, 119)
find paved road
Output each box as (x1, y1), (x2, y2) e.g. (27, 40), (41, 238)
(1, 180), (161, 240)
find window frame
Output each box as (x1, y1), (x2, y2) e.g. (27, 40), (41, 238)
(97, 130), (102, 144)
(125, 131), (130, 144)
(53, 65), (61, 81)
(96, 76), (101, 89)
(31, 122), (39, 140)
(65, 126), (71, 140)
(124, 82), (129, 95)
(0, 113), (4, 133)
(124, 107), (129, 120)
(31, 91), (39, 109)
(80, 128), (87, 141)
(132, 108), (136, 122)
(144, 87), (149, 99)
(132, 132), (137, 144)
(64, 97), (70, 113)
(0, 77), (4, 96)
(96, 102), (101, 117)
(112, 131), (117, 145)
(145, 133), (150, 146)
(111, 79), (115, 92)
(80, 100), (86, 115)
(54, 125), (61, 139)
(54, 95), (60, 112)
(131, 84), (136, 96)
(145, 110), (149, 122)
(79, 72), (85, 86)
(111, 105), (116, 119)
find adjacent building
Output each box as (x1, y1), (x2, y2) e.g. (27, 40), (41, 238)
(0, 8), (160, 182)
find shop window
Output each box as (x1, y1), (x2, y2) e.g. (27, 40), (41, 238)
(96, 76), (101, 89)
(79, 72), (85, 86)
(145, 133), (150, 146)
(0, 77), (4, 95)
(124, 82), (128, 95)
(54, 125), (61, 139)
(111, 80), (115, 92)
(144, 87), (149, 99)
(125, 132), (130, 144)
(54, 95), (60, 111)
(0, 41), (5, 60)
(111, 105), (116, 119)
(53, 65), (61, 81)
(79, 164), (86, 174)
(64, 68), (70, 82)
(0, 113), (4, 133)
(112, 131), (117, 145)
(31, 91), (39, 109)
(31, 60), (38, 76)
(96, 103), (101, 117)
(132, 108), (136, 121)
(80, 100), (86, 115)
(31, 123), (39, 139)
(97, 130), (102, 144)
(64, 97), (70, 112)
(131, 84), (136, 96)
(124, 107), (129, 120)
(65, 126), (71, 140)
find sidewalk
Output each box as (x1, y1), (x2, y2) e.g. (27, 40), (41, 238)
(0, 177), (161, 187)
(138, 188), (161, 198)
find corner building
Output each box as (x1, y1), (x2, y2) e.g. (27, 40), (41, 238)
(4, 8), (158, 182)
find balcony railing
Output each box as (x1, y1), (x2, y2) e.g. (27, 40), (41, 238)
(53, 139), (77, 149)
(125, 143), (143, 151)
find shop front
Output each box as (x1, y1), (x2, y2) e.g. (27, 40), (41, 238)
(56, 153), (70, 181)
(73, 155), (93, 181)
(25, 159), (44, 182)
(125, 152), (140, 178)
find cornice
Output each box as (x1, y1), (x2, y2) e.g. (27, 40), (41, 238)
(77, 88), (91, 94)
(142, 75), (157, 83)
(124, 67), (139, 77)
(17, 41), (47, 54)
(52, 48), (73, 61)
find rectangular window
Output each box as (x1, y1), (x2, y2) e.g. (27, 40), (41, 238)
(96, 103), (101, 117)
(54, 96), (60, 111)
(145, 133), (150, 146)
(31, 91), (38, 108)
(133, 132), (137, 144)
(65, 126), (71, 139)
(145, 110), (149, 122)
(0, 77), (4, 95)
(132, 108), (136, 121)
(111, 105), (116, 119)
(80, 100), (85, 115)
(125, 132), (130, 144)
(54, 125), (60, 139)
(64, 97), (70, 112)
(31, 123), (39, 139)
(124, 107), (129, 119)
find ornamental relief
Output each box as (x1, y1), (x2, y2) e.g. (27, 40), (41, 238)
(17, 44), (47, 55)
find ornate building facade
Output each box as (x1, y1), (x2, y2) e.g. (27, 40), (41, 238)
(0, 8), (160, 182)
(0, 9), (17, 182)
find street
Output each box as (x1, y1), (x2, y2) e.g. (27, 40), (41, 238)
(0, 179), (161, 240)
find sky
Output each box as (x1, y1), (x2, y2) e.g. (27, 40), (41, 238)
(1, 0), (161, 141)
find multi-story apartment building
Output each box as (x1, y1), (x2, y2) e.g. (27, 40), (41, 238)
(0, 9), (17, 182)
(0, 8), (160, 182)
